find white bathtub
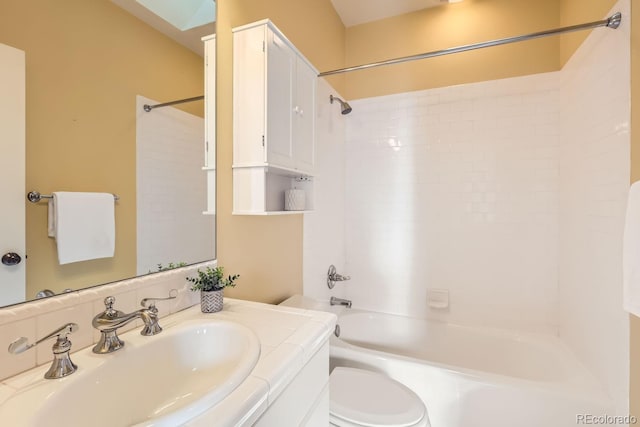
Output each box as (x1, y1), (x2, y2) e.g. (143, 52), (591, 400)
(281, 296), (613, 427)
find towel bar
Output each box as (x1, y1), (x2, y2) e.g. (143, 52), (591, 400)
(27, 191), (119, 203)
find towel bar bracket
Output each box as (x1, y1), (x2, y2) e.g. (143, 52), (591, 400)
(27, 191), (45, 203)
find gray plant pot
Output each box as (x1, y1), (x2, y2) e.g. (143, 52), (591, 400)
(200, 289), (223, 313)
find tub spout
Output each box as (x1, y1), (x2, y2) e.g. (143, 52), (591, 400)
(330, 296), (352, 308)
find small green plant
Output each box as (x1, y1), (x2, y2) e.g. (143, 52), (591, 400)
(187, 266), (239, 292)
(153, 262), (187, 273)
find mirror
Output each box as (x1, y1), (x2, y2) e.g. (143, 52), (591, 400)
(0, 0), (216, 307)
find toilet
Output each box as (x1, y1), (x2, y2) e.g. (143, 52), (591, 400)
(329, 367), (430, 427)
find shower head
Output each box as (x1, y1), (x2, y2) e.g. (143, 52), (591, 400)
(330, 95), (352, 115)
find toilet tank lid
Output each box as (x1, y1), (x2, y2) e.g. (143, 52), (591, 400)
(330, 367), (427, 427)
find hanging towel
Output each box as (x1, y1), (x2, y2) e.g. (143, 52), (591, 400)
(623, 182), (640, 317)
(48, 192), (115, 265)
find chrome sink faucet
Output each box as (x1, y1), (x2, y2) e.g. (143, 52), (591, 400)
(8, 323), (79, 379)
(92, 291), (176, 354)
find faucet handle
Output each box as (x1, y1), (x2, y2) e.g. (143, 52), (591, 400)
(327, 265), (351, 289)
(140, 289), (178, 310)
(103, 296), (118, 316)
(138, 289), (176, 337)
(8, 322), (79, 355)
(8, 323), (79, 379)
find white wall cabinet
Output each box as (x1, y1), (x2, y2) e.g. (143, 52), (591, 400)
(203, 34), (216, 215)
(232, 20), (317, 215)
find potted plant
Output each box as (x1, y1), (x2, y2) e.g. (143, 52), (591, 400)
(187, 266), (239, 313)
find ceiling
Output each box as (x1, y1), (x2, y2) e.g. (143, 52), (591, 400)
(330, 0), (456, 27)
(110, 0), (457, 55)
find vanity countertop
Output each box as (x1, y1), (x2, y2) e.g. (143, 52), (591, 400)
(0, 298), (337, 426)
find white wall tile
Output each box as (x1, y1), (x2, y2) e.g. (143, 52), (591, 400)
(342, 72), (561, 333)
(302, 80), (348, 303)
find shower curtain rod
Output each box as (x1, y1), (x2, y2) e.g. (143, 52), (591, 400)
(143, 95), (204, 112)
(318, 12), (622, 77)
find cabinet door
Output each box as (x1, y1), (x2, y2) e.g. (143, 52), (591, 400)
(266, 29), (295, 169)
(293, 57), (316, 175)
(233, 25), (266, 166)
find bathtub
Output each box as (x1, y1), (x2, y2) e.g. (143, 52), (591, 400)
(281, 296), (613, 427)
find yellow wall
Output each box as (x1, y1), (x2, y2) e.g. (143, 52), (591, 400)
(0, 0), (203, 298)
(215, 0), (346, 303)
(344, 0), (560, 100)
(559, 0), (618, 65)
(631, 1), (640, 418)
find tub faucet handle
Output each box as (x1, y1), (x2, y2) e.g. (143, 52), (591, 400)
(327, 265), (351, 289)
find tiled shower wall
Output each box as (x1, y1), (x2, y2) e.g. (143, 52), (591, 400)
(320, 0), (630, 412)
(558, 0), (630, 415)
(343, 73), (562, 333)
(303, 79), (347, 302)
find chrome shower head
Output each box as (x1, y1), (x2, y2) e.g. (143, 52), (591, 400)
(330, 95), (352, 115)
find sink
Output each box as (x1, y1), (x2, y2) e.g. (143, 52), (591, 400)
(0, 319), (260, 427)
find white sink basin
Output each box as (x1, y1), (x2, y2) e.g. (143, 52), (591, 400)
(0, 319), (260, 427)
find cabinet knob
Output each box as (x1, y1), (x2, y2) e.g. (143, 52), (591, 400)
(2, 252), (22, 266)
(293, 106), (299, 114)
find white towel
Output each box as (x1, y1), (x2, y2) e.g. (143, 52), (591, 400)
(623, 181), (640, 316)
(48, 192), (115, 265)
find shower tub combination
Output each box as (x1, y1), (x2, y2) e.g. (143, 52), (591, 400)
(282, 296), (612, 427)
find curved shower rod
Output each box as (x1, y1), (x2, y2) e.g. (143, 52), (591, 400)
(319, 12), (622, 77)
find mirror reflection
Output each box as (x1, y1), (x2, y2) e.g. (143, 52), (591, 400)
(0, 0), (216, 307)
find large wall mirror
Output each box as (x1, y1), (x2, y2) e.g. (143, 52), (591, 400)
(0, 0), (216, 307)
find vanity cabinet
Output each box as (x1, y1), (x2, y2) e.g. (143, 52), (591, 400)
(232, 20), (316, 215)
(254, 342), (329, 426)
(203, 34), (216, 215)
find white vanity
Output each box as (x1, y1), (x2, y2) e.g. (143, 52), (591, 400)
(0, 294), (335, 426)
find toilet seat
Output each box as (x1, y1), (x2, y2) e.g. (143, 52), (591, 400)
(329, 367), (429, 427)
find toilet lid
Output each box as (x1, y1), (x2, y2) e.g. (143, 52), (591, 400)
(330, 367), (426, 427)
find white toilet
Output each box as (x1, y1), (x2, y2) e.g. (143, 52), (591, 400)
(329, 367), (430, 427)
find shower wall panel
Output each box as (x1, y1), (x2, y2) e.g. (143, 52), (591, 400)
(343, 73), (561, 334)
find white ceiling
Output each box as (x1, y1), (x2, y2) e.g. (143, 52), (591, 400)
(330, 0), (452, 27)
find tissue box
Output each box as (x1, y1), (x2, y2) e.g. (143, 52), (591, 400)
(284, 189), (305, 211)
